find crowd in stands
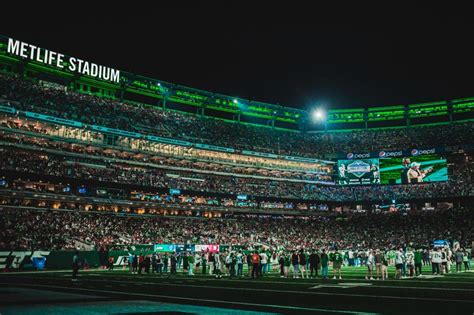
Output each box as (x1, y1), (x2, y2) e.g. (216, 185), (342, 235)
(1, 145), (473, 202)
(1, 207), (472, 251)
(2, 73), (474, 284)
(2, 177), (326, 213)
(1, 74), (473, 157)
(0, 129), (331, 182)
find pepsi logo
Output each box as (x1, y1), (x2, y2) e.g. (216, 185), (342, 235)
(411, 149), (419, 156)
(346, 153), (354, 159)
(379, 151), (386, 158)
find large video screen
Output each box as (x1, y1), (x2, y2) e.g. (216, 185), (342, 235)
(379, 154), (448, 184)
(337, 158), (380, 185)
(338, 154), (448, 185)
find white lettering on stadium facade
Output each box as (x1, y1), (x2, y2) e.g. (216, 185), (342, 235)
(411, 148), (436, 156)
(7, 38), (120, 84)
(379, 150), (403, 158)
(347, 152), (370, 159)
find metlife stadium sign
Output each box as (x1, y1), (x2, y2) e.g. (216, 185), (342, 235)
(6, 38), (120, 83)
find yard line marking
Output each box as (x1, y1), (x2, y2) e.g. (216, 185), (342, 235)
(309, 283), (373, 289)
(0, 282), (379, 315)
(415, 275), (444, 279)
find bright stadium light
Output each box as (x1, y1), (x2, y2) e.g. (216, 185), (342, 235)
(312, 108), (325, 121)
(233, 99), (238, 104)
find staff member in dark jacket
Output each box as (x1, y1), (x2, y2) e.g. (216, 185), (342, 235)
(72, 250), (80, 281)
(309, 249), (320, 278)
(170, 254), (177, 274)
(299, 250), (307, 279)
(279, 253), (285, 277)
(291, 251), (299, 278)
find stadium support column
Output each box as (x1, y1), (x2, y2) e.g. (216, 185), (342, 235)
(18, 59), (27, 78)
(72, 73), (81, 92)
(197, 107), (204, 116)
(299, 117), (306, 132)
(364, 108), (368, 130)
(120, 79), (131, 102)
(119, 88), (125, 102)
(70, 73), (80, 92)
(447, 100), (453, 124)
(404, 104), (410, 127)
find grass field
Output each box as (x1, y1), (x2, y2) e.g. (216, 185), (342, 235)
(1, 265), (473, 314)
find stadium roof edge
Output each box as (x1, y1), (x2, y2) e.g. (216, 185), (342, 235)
(0, 34), (473, 130)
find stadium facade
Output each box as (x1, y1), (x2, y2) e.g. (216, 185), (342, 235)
(0, 34), (473, 219)
(1, 35), (473, 133)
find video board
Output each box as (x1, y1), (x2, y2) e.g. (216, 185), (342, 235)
(337, 154), (447, 185)
(337, 158), (380, 185)
(379, 154), (448, 184)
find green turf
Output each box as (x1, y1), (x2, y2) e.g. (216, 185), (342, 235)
(1, 265), (473, 314)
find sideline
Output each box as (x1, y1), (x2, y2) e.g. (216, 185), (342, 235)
(2, 279), (473, 304)
(0, 282), (379, 315)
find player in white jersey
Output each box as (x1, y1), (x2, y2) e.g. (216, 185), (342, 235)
(365, 249), (375, 280)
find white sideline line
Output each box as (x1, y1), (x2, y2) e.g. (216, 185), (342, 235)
(0, 269), (109, 274)
(173, 276), (474, 286)
(5, 272), (474, 287)
(4, 278), (473, 304)
(0, 282), (379, 315)
(64, 275), (474, 293)
(101, 273), (474, 286)
(81, 277), (474, 293)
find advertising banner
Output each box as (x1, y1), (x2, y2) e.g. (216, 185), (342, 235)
(340, 147), (445, 160)
(25, 111), (83, 128)
(194, 245), (219, 253)
(175, 244), (194, 253)
(153, 244), (176, 252)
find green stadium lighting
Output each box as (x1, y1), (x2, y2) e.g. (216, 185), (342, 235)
(233, 99), (238, 104)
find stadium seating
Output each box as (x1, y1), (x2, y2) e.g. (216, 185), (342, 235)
(1, 74), (473, 157)
(1, 207), (472, 251)
(0, 73), (473, 252)
(0, 145), (472, 201)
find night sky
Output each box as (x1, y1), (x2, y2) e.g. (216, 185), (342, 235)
(2, 4), (473, 111)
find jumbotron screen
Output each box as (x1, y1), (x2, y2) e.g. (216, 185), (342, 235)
(337, 154), (448, 185)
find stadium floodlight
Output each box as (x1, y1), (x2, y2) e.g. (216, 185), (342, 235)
(233, 99), (238, 104)
(312, 108), (325, 122)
